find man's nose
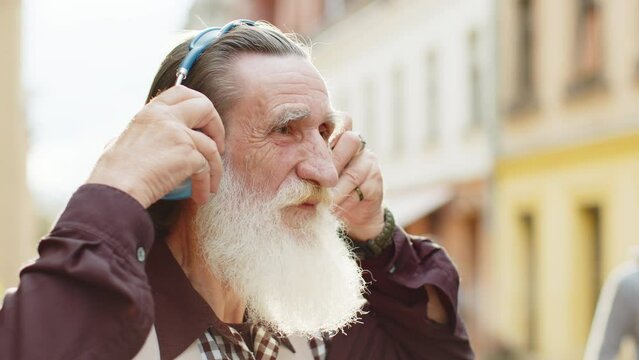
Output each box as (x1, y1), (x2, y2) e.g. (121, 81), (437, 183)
(295, 133), (339, 188)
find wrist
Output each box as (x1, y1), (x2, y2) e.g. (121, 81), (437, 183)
(344, 208), (396, 259)
(347, 209), (384, 241)
(87, 167), (152, 209)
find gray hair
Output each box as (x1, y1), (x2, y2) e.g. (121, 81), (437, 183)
(145, 21), (310, 121)
(145, 21), (309, 235)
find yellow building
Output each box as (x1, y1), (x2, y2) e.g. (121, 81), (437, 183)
(0, 0), (36, 291)
(491, 0), (639, 358)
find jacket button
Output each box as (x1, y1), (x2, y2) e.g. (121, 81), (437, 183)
(388, 265), (397, 274)
(136, 247), (146, 262)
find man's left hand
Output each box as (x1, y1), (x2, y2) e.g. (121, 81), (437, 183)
(331, 114), (385, 241)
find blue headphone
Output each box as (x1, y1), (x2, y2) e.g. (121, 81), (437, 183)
(163, 19), (255, 201)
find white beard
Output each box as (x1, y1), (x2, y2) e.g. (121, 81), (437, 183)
(195, 163), (367, 337)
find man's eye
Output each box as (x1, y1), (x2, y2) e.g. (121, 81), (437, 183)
(273, 125), (292, 135)
(319, 123), (332, 141)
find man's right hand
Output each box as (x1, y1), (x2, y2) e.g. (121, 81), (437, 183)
(87, 85), (224, 208)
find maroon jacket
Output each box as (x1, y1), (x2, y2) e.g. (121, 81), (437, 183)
(0, 185), (473, 359)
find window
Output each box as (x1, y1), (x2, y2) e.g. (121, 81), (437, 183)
(341, 0), (375, 14)
(391, 66), (405, 153)
(344, 0), (373, 6)
(569, 0), (604, 93)
(577, 0), (603, 77)
(636, 0), (639, 78)
(516, 0), (535, 100)
(253, 0), (277, 24)
(468, 30), (482, 127)
(324, 0), (346, 22)
(573, 205), (604, 346)
(425, 51), (440, 144)
(579, 206), (603, 321)
(520, 213), (538, 352)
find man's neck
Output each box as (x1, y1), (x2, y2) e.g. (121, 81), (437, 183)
(166, 203), (246, 324)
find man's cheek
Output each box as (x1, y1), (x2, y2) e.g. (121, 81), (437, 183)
(242, 144), (283, 187)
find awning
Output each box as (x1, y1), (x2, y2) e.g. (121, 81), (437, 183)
(384, 185), (454, 227)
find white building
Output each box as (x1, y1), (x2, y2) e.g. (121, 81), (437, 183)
(311, 0), (496, 353)
(312, 0), (496, 226)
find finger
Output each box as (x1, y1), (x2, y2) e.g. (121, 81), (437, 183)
(342, 173), (382, 204)
(332, 131), (364, 174)
(182, 148), (209, 200)
(190, 158), (211, 205)
(341, 112), (353, 131)
(152, 85), (205, 106)
(188, 129), (223, 193)
(170, 97), (215, 128)
(333, 155), (372, 203)
(196, 105), (225, 155)
(329, 112), (353, 149)
(171, 97), (226, 154)
(332, 191), (359, 218)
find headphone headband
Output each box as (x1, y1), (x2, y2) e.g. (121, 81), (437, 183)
(174, 19), (256, 85)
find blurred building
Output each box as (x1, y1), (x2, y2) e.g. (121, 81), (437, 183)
(0, 0), (36, 291)
(311, 0), (496, 355)
(493, 0), (639, 359)
(185, 0), (324, 34)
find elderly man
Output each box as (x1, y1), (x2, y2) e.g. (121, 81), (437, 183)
(0, 21), (472, 359)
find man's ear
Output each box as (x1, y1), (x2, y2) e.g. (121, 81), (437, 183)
(181, 199), (200, 237)
(165, 199), (202, 265)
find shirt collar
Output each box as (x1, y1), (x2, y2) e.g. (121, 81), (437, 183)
(146, 238), (295, 359)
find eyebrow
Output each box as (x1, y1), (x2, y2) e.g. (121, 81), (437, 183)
(273, 106), (311, 128)
(271, 105), (338, 129)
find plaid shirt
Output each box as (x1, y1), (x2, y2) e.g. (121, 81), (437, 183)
(197, 324), (327, 360)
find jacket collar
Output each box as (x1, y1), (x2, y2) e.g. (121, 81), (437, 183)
(146, 238), (294, 359)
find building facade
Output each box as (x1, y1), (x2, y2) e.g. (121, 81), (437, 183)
(186, 0), (325, 35)
(0, 0), (36, 291)
(311, 0), (496, 355)
(493, 0), (639, 358)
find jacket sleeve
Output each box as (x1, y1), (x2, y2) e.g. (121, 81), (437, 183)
(329, 226), (474, 360)
(0, 184), (155, 360)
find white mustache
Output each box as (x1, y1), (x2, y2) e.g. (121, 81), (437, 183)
(275, 179), (333, 208)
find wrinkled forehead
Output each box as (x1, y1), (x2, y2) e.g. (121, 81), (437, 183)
(231, 53), (332, 114)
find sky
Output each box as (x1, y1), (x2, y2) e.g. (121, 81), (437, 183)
(23, 0), (195, 216)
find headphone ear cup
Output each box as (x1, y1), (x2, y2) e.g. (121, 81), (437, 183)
(164, 19), (256, 200)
